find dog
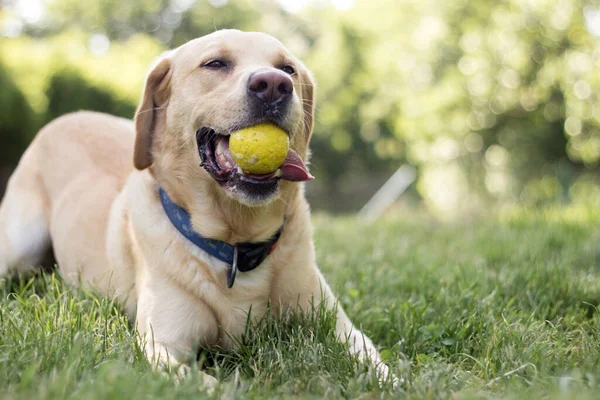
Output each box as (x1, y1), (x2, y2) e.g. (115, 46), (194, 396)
(0, 29), (393, 387)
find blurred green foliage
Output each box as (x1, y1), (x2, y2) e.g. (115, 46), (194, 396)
(46, 68), (136, 121)
(0, 62), (35, 168)
(1, 0), (599, 213)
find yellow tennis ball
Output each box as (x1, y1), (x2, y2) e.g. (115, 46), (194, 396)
(229, 123), (290, 174)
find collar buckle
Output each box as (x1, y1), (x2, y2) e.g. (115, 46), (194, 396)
(227, 245), (239, 289)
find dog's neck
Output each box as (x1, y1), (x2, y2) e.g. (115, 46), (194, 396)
(163, 181), (299, 245)
(158, 187), (284, 287)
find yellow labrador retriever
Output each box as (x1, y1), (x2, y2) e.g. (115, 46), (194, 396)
(0, 30), (392, 387)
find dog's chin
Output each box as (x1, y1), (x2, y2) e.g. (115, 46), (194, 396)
(220, 178), (280, 206)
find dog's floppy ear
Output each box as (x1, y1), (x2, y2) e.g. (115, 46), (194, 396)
(133, 56), (172, 170)
(299, 67), (316, 142)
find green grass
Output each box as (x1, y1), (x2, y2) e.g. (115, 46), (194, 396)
(2, 206), (600, 399)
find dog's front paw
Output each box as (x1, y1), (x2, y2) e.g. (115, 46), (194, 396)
(198, 371), (219, 394)
(376, 363), (402, 389)
(176, 364), (219, 394)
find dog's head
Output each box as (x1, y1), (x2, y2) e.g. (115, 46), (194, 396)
(133, 30), (315, 207)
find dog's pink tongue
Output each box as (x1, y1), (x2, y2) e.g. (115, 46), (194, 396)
(280, 150), (314, 182)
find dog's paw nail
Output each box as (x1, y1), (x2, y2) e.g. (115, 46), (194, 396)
(199, 372), (219, 393)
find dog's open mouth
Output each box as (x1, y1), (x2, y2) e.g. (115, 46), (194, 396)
(197, 127), (313, 186)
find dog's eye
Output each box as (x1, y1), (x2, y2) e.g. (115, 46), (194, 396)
(280, 65), (296, 75)
(202, 60), (228, 69)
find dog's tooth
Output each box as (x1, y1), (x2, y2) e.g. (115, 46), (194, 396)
(216, 138), (226, 154)
(274, 169), (282, 177)
(225, 160), (232, 169)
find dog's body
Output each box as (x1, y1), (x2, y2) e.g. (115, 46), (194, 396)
(0, 30), (392, 386)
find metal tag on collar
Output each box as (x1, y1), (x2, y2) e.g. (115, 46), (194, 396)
(227, 245), (239, 288)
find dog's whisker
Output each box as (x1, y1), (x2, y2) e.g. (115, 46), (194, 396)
(135, 106), (168, 117)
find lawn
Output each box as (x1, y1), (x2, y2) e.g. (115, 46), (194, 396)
(1, 206), (600, 399)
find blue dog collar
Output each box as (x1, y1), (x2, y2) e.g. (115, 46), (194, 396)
(159, 187), (282, 288)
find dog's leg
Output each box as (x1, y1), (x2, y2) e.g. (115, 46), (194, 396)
(315, 272), (397, 386)
(136, 281), (219, 390)
(273, 259), (397, 386)
(0, 165), (50, 277)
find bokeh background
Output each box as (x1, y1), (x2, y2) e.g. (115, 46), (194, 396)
(1, 0), (599, 216)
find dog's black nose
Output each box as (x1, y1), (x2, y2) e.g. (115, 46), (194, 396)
(247, 70), (293, 104)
